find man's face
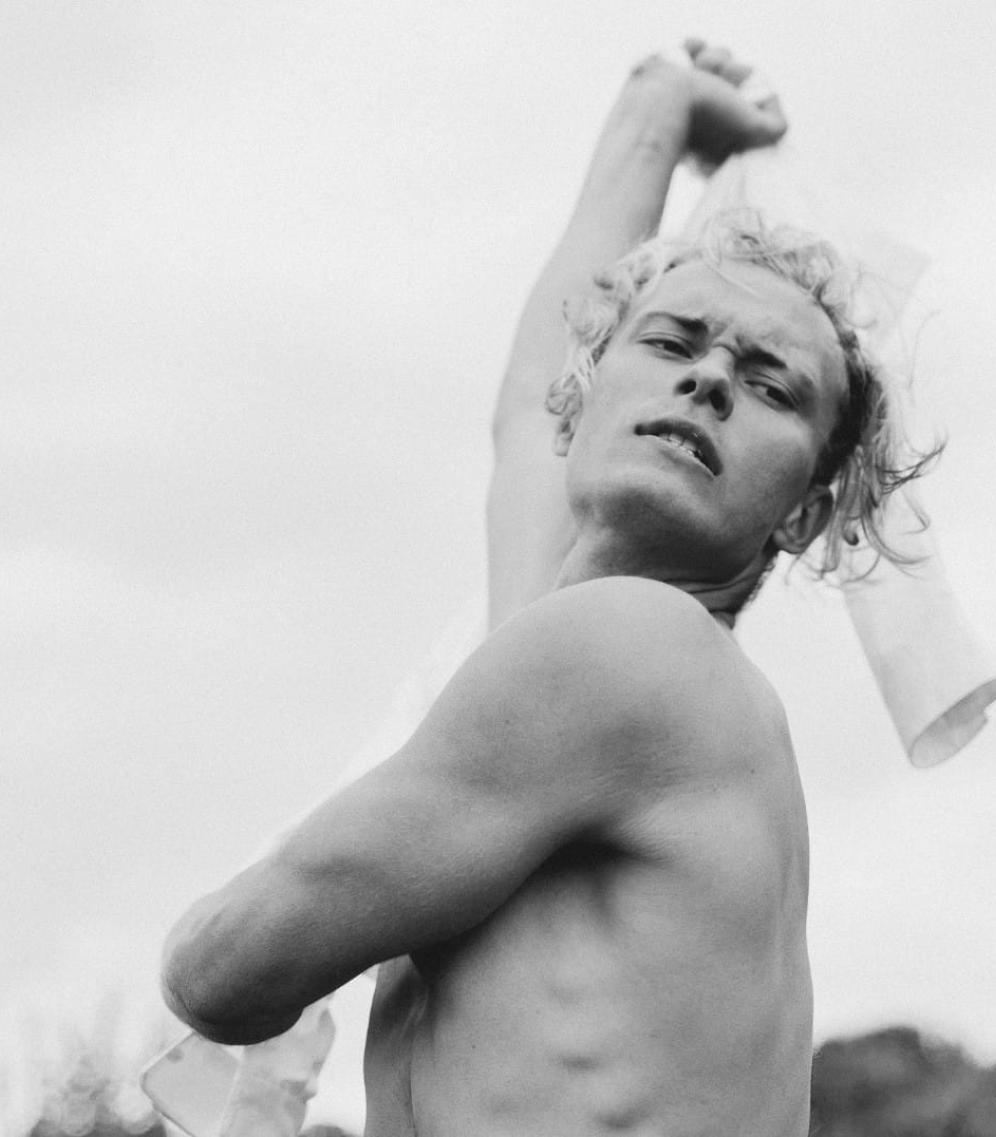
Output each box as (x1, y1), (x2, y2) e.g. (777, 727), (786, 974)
(561, 258), (848, 581)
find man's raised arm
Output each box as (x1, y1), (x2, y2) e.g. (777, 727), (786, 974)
(487, 41), (787, 628)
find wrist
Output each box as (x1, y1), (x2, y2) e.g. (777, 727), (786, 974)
(578, 64), (691, 203)
(615, 59), (693, 153)
(568, 103), (689, 243)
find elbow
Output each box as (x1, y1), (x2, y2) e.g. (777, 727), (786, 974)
(159, 925), (235, 1042)
(159, 962), (224, 1042)
(160, 899), (301, 1045)
(160, 944), (300, 1045)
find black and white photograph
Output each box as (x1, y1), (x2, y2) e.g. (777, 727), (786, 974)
(3, 4), (996, 1135)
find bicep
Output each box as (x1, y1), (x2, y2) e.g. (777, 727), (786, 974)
(289, 580), (710, 945)
(163, 584), (687, 1041)
(258, 595), (660, 975)
(280, 745), (569, 965)
(487, 259), (600, 627)
(159, 754), (552, 1044)
(488, 297), (578, 630)
(486, 420), (574, 628)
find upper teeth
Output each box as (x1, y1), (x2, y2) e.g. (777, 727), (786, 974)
(659, 430), (704, 464)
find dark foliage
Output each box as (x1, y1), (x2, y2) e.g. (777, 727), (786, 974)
(811, 1026), (996, 1136)
(23, 1019), (996, 1137)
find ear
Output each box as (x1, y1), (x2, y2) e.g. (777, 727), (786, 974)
(770, 484), (833, 556)
(552, 413), (576, 456)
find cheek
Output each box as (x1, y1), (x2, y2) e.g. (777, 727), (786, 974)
(775, 442), (818, 492)
(733, 431), (819, 512)
(566, 386), (625, 452)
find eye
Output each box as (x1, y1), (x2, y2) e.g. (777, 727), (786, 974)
(643, 336), (694, 359)
(747, 379), (794, 408)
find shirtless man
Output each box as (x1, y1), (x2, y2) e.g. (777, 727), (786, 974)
(160, 44), (927, 1137)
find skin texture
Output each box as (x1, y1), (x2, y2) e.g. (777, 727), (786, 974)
(161, 42), (826, 1137)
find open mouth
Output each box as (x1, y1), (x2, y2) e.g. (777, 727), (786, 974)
(635, 419), (721, 476)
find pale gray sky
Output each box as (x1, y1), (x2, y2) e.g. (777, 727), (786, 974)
(2, 1), (995, 1130)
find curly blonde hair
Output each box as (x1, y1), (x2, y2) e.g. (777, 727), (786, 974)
(546, 211), (941, 578)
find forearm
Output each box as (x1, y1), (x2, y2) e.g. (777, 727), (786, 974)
(160, 750), (518, 1044)
(493, 63), (691, 433)
(568, 63), (691, 253)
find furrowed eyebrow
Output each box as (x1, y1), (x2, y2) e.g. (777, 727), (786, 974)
(632, 311), (708, 337)
(739, 343), (789, 372)
(633, 311), (820, 396)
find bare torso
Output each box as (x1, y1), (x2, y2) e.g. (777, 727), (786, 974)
(353, 46), (815, 1137)
(363, 602), (812, 1137)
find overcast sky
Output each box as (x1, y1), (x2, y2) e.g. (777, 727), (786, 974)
(3, 1), (996, 1130)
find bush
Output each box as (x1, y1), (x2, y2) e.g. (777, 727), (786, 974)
(811, 1026), (996, 1136)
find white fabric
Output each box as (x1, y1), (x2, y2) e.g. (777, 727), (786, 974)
(213, 1002), (335, 1137)
(841, 491), (996, 766)
(673, 143), (996, 766)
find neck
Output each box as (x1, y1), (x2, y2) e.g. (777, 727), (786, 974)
(555, 526), (769, 626)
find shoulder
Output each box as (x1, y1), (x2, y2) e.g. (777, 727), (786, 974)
(475, 577), (748, 739)
(420, 578), (713, 745)
(497, 576), (730, 680)
(403, 577), (784, 833)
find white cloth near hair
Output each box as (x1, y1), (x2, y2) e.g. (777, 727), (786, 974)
(675, 142), (996, 766)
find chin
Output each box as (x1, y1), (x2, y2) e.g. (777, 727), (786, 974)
(575, 468), (773, 575)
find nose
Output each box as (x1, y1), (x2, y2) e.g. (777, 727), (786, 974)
(674, 349), (733, 419)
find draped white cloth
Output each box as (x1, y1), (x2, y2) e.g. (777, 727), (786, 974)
(841, 491), (996, 766)
(674, 142), (996, 765)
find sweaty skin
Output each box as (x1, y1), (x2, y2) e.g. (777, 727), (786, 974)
(361, 583), (813, 1137)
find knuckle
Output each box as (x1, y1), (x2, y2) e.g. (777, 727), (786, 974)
(629, 53), (664, 78)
